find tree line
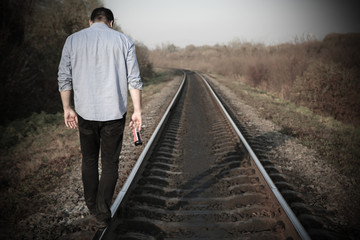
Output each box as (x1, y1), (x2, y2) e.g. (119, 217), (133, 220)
(0, 0), (153, 124)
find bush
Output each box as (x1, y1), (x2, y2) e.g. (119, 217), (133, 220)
(292, 61), (360, 124)
(135, 42), (153, 79)
(246, 63), (269, 87)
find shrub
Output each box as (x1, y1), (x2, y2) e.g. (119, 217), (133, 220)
(246, 63), (269, 87)
(291, 61), (360, 124)
(135, 42), (153, 79)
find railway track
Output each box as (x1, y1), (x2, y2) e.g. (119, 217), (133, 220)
(94, 71), (310, 239)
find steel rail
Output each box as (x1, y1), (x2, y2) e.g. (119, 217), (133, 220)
(197, 72), (311, 240)
(97, 72), (187, 239)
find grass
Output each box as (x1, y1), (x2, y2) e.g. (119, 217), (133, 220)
(0, 68), (182, 226)
(211, 74), (360, 180)
(0, 112), (80, 223)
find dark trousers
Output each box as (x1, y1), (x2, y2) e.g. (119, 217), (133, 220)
(78, 115), (126, 222)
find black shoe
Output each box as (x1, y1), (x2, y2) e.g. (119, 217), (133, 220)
(81, 215), (108, 229)
(94, 217), (107, 229)
(72, 215), (107, 231)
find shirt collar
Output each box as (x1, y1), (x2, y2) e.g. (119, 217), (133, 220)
(90, 22), (111, 29)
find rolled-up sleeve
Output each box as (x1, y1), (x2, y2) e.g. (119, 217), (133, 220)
(127, 43), (143, 90)
(58, 38), (73, 92)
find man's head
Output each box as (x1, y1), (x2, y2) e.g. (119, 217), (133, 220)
(89, 7), (114, 28)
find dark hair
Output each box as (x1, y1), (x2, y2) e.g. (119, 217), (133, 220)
(90, 7), (114, 23)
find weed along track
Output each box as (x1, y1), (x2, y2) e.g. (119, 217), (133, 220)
(96, 71), (309, 239)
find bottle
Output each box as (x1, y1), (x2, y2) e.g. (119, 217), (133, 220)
(132, 127), (142, 146)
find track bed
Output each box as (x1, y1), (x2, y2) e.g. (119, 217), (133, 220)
(99, 72), (305, 239)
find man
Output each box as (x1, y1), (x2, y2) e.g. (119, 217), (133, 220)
(57, 7), (142, 228)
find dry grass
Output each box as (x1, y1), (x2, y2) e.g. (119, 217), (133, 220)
(0, 112), (80, 223)
(150, 33), (360, 125)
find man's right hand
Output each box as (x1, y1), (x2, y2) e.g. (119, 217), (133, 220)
(64, 107), (78, 129)
(129, 88), (142, 131)
(129, 110), (142, 131)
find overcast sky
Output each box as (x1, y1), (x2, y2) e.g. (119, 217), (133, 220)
(103, 0), (360, 49)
